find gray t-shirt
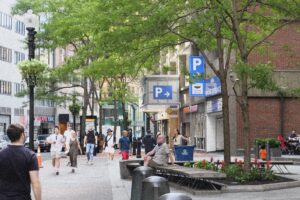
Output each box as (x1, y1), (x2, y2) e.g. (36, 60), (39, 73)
(152, 143), (170, 165)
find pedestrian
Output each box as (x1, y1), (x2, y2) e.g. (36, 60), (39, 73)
(119, 130), (130, 160)
(259, 145), (267, 161)
(47, 126), (65, 175)
(144, 135), (174, 167)
(98, 131), (105, 153)
(142, 130), (156, 154)
(64, 123), (75, 146)
(0, 124), (41, 200)
(64, 123), (75, 166)
(104, 129), (115, 160)
(173, 129), (189, 146)
(84, 125), (98, 165)
(66, 131), (82, 173)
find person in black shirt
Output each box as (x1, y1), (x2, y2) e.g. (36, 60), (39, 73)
(142, 130), (156, 154)
(84, 126), (98, 165)
(0, 124), (41, 200)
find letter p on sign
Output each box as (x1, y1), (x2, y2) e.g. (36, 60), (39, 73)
(155, 87), (162, 98)
(193, 57), (202, 71)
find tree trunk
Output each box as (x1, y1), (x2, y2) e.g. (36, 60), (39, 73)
(214, 15), (231, 167)
(122, 101), (128, 131)
(220, 76), (231, 166)
(80, 77), (89, 147)
(113, 99), (118, 143)
(241, 75), (251, 171)
(98, 91), (103, 135)
(73, 114), (76, 131)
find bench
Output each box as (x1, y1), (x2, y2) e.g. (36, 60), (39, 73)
(262, 161), (294, 174)
(119, 159), (143, 179)
(154, 165), (226, 190)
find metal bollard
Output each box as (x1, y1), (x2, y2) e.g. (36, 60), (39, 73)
(136, 138), (142, 158)
(266, 141), (271, 160)
(141, 176), (170, 200)
(132, 138), (137, 155)
(159, 193), (192, 200)
(131, 166), (155, 200)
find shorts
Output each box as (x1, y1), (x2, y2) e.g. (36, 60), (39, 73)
(51, 151), (61, 159)
(148, 160), (163, 168)
(104, 146), (115, 154)
(121, 151), (129, 160)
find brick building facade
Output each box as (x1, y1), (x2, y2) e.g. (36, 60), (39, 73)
(236, 22), (300, 149)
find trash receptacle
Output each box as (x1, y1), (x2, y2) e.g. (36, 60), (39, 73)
(159, 193), (192, 200)
(141, 176), (170, 200)
(131, 166), (155, 200)
(174, 145), (195, 161)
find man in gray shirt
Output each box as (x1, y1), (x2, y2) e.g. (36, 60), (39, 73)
(144, 135), (174, 167)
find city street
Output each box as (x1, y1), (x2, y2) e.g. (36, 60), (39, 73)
(39, 153), (300, 200)
(1, 1), (300, 199)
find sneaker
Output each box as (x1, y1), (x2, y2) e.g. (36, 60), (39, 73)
(56, 171), (59, 176)
(90, 161), (93, 165)
(86, 161), (89, 165)
(71, 169), (75, 173)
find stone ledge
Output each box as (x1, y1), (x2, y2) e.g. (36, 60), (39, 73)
(222, 180), (300, 193)
(170, 179), (300, 194)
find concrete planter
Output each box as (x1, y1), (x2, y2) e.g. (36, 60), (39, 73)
(270, 148), (282, 158)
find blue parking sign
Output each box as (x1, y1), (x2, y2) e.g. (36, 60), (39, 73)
(189, 56), (205, 96)
(153, 86), (172, 99)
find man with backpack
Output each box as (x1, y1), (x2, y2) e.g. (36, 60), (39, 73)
(84, 125), (98, 165)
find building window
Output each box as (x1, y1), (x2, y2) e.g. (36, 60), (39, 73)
(14, 83), (25, 95)
(0, 80), (12, 95)
(15, 20), (25, 35)
(0, 46), (12, 63)
(0, 12), (13, 30)
(14, 51), (25, 64)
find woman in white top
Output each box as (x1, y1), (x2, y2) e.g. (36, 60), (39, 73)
(104, 129), (115, 160)
(173, 129), (189, 146)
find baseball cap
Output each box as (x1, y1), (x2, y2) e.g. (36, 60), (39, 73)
(107, 128), (112, 133)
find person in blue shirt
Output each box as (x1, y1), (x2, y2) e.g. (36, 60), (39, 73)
(119, 130), (130, 160)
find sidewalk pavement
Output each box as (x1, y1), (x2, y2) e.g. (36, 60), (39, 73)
(37, 153), (300, 200)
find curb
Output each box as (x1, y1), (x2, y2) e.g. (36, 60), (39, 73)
(170, 180), (300, 194)
(222, 180), (300, 193)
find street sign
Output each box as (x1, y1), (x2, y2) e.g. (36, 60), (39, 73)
(206, 76), (221, 96)
(153, 86), (172, 99)
(189, 56), (205, 96)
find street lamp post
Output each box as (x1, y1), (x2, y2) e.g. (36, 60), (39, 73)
(25, 10), (37, 151)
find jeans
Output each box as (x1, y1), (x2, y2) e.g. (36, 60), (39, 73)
(86, 143), (95, 161)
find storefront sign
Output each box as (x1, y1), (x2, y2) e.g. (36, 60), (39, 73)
(206, 76), (221, 96)
(207, 98), (222, 113)
(183, 105), (198, 113)
(189, 56), (205, 96)
(190, 105), (198, 113)
(183, 107), (190, 113)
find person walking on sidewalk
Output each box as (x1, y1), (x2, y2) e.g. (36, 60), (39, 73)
(47, 126), (65, 175)
(104, 129), (115, 160)
(119, 130), (130, 160)
(64, 123), (75, 166)
(66, 131), (82, 173)
(0, 124), (41, 200)
(84, 126), (98, 165)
